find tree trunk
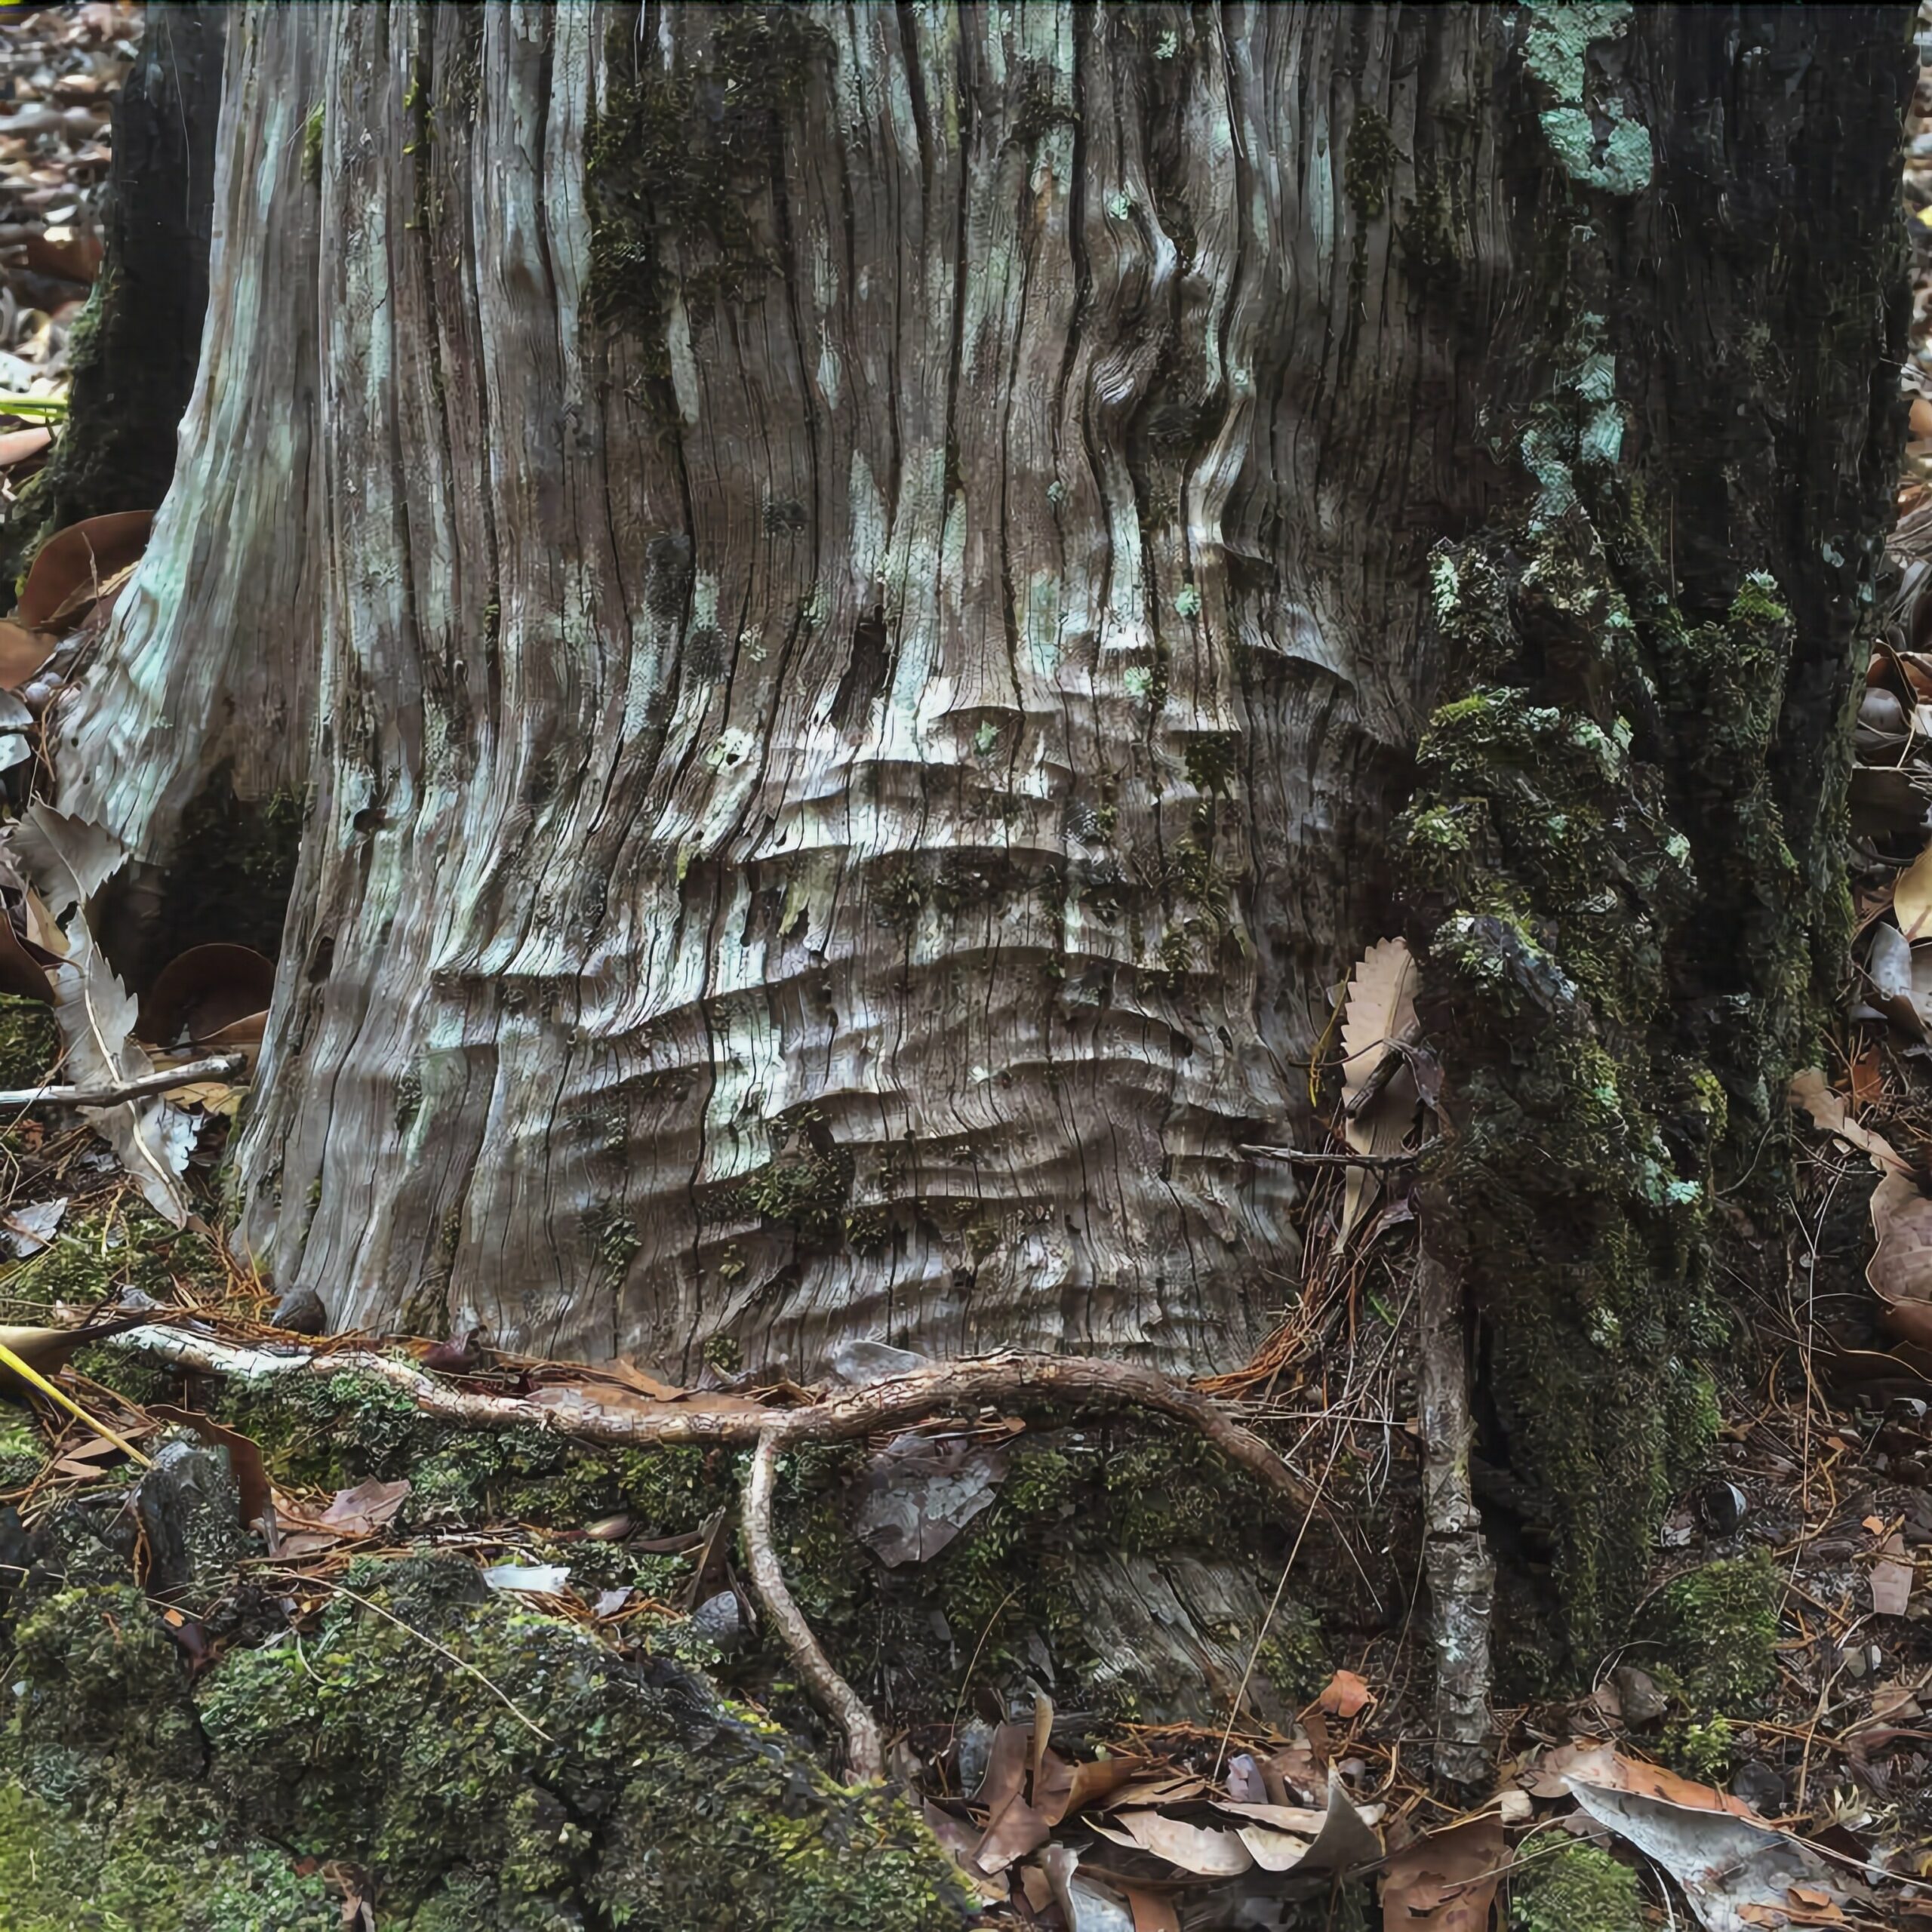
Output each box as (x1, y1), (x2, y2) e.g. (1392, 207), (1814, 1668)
(52, 2), (1911, 1651)
(2, 3), (226, 577)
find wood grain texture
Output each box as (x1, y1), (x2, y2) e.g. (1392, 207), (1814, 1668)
(54, 6), (321, 863)
(128, 2), (1518, 1379)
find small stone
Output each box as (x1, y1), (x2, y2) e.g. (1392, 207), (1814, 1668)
(955, 1717), (995, 1796)
(1612, 1664), (1670, 1725)
(270, 1286), (327, 1335)
(690, 1589), (746, 1654)
(1731, 1760), (1786, 1816)
(1843, 1642), (1871, 1680)
(1699, 1481), (1749, 1537)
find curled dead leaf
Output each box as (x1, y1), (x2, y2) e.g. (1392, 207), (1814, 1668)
(1789, 1069), (1912, 1176)
(0, 619), (57, 691)
(1379, 1815), (1506, 1932)
(139, 943), (276, 1050)
(0, 426), (51, 468)
(1317, 1667), (1373, 1718)
(15, 509), (151, 629)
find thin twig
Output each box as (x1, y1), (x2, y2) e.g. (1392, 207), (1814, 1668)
(0, 1052), (245, 1109)
(1240, 1140), (1438, 1170)
(1343, 1018), (1423, 1120)
(743, 1428), (884, 1783)
(117, 1331), (1324, 1774)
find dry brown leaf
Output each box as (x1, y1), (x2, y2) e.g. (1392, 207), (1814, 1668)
(1562, 1747), (1758, 1818)
(0, 899), (52, 1005)
(1380, 1816), (1506, 1931)
(1213, 1799), (1329, 1834)
(138, 943), (276, 1050)
(584, 1356), (686, 1401)
(921, 1803), (1009, 1908)
(1123, 1887), (1180, 1932)
(1039, 1753), (1145, 1826)
(1900, 848), (1932, 942)
(14, 509), (150, 629)
(1235, 1823), (1317, 1872)
(1318, 1667), (1374, 1718)
(1099, 1811), (1252, 1878)
(1849, 1045), (1885, 1109)
(1099, 1773), (1210, 1812)
(1872, 1533), (1915, 1618)
(1261, 1742), (1321, 1804)
(1869, 1172), (1932, 1352)
(0, 426), (51, 468)
(1789, 1069), (1912, 1176)
(25, 226), (100, 283)
(1521, 1738), (1620, 1799)
(149, 1404), (272, 1531)
(1338, 939), (1418, 1239)
(973, 1723), (1052, 1875)
(0, 618), (56, 691)
(288, 1477), (412, 1539)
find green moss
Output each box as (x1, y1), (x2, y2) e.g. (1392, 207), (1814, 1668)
(171, 1557), (971, 1930)
(1344, 105), (1396, 222)
(0, 992), (56, 1091)
(1508, 1838), (1643, 1932)
(301, 101), (324, 186)
(1648, 1555), (1780, 1713)
(586, 6), (831, 381)
(0, 1779), (340, 1932)
(735, 1149), (851, 1241)
(1659, 1715), (1736, 1783)
(1401, 512), (1806, 1665)
(0, 1408), (42, 1487)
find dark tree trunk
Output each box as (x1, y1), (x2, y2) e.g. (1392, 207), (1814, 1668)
(44, 2), (1913, 1672)
(6, 3), (224, 561)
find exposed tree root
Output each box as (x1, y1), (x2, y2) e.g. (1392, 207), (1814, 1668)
(743, 1427), (886, 1783)
(1415, 1244), (1494, 1783)
(107, 1328), (1322, 1779)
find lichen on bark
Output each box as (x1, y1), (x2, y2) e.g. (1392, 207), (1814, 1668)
(1398, 2), (1910, 1668)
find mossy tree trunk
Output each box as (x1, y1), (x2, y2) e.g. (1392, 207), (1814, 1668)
(51, 2), (1910, 1657)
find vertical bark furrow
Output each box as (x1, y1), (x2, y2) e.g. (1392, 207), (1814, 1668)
(53, 8), (321, 921)
(215, 2), (1523, 1373)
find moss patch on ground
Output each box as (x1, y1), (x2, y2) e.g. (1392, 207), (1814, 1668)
(1508, 1836), (1644, 1932)
(2, 1552), (971, 1932)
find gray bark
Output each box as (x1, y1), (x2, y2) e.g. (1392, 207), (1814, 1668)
(49, 2), (1908, 1411)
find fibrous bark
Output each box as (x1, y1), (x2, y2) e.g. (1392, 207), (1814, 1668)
(52, 5), (321, 973)
(72, 2), (1530, 1376)
(48, 2), (1914, 1675)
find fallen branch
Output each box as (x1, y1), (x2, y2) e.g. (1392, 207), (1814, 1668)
(109, 1328), (1321, 1778)
(1239, 1140), (1438, 1170)
(0, 1052), (246, 1109)
(111, 1329), (1320, 1510)
(743, 1428), (885, 1782)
